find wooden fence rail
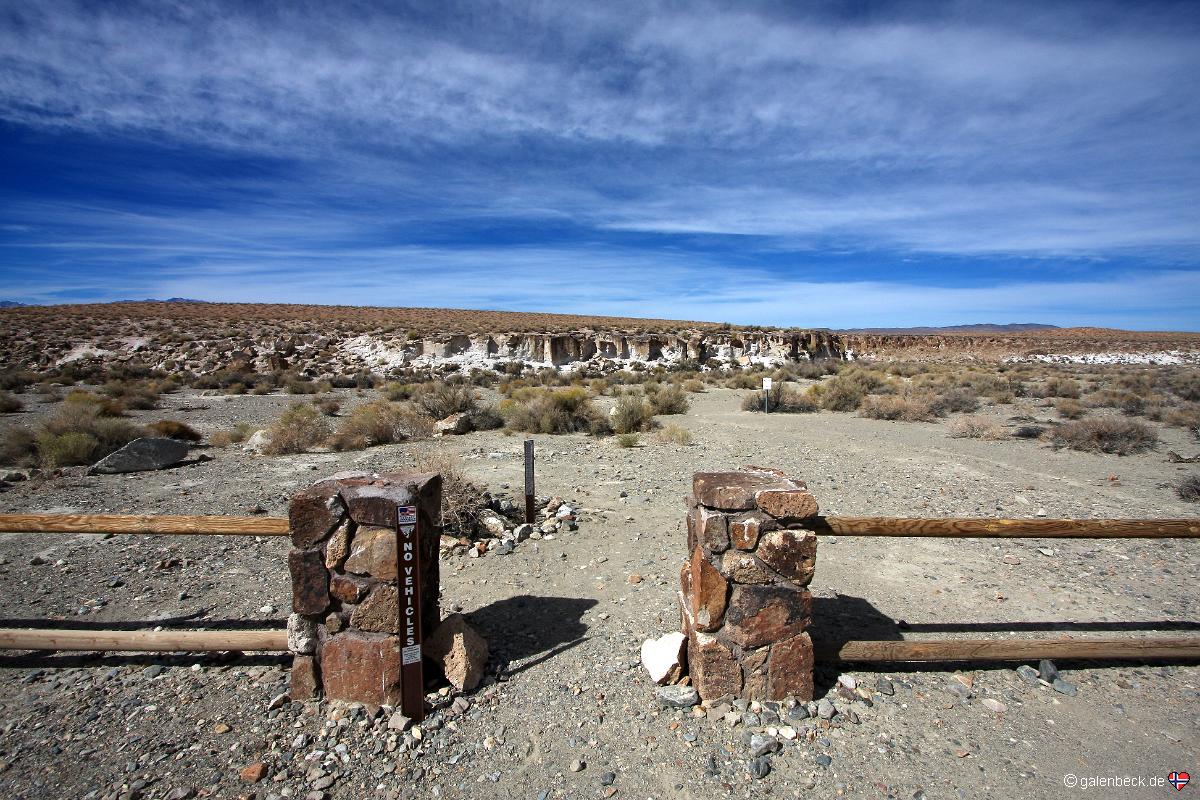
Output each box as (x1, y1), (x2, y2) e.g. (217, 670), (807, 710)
(2, 513), (1197, 539)
(0, 628), (287, 652)
(820, 636), (1200, 663)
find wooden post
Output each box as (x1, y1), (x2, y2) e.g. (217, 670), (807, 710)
(524, 439), (535, 525)
(817, 636), (1200, 663)
(812, 516), (1200, 538)
(396, 505), (425, 723)
(0, 513), (289, 536)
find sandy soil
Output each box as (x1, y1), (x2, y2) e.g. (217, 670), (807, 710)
(0, 387), (1197, 800)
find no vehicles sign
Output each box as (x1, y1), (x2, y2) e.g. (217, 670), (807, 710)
(396, 505), (424, 721)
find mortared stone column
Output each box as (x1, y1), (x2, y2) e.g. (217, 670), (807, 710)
(680, 466), (818, 702)
(286, 471), (441, 706)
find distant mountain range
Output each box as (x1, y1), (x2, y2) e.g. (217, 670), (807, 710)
(836, 323), (1059, 335)
(0, 298), (208, 307)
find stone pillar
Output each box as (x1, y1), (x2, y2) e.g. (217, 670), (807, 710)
(680, 466), (818, 702)
(287, 471), (441, 706)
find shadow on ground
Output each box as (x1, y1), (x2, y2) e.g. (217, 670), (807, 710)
(467, 594), (597, 677)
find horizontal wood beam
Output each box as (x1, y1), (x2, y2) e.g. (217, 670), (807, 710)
(0, 627), (288, 652)
(0, 513), (290, 537)
(819, 636), (1200, 663)
(816, 516), (1200, 538)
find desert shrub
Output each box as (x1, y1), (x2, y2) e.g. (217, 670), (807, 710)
(859, 393), (936, 422)
(312, 397), (341, 416)
(63, 389), (125, 417)
(284, 374), (319, 394)
(611, 395), (652, 434)
(501, 387), (605, 435)
(209, 423), (254, 448)
(655, 424), (693, 445)
(0, 391), (22, 413)
(1038, 377), (1081, 399)
(102, 379), (164, 409)
(0, 370), (36, 392)
(616, 432), (640, 448)
(0, 427), (37, 466)
(409, 451), (490, 538)
(1012, 425), (1046, 439)
(948, 416), (1006, 439)
(725, 372), (761, 390)
(36, 431), (97, 468)
(1177, 475), (1200, 502)
(1164, 404), (1200, 435)
(682, 379), (705, 393)
(329, 400), (432, 450)
(647, 384), (689, 415)
(382, 381), (415, 401)
(28, 400), (144, 468)
(1050, 416), (1158, 455)
(264, 403), (332, 455)
(466, 406), (504, 431)
(806, 377), (863, 412)
(742, 383), (818, 413)
(1166, 372), (1200, 402)
(413, 382), (477, 419)
(147, 420), (202, 441)
(1055, 398), (1086, 419)
(792, 359), (840, 380)
(931, 388), (979, 415)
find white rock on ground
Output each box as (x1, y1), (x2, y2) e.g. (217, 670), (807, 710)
(640, 631), (687, 685)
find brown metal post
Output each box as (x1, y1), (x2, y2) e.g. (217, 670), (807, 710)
(396, 505), (425, 722)
(524, 439), (535, 525)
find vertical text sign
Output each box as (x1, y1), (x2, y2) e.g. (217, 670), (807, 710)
(396, 505), (424, 721)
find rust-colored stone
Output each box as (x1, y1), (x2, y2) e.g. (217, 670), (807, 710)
(320, 631), (403, 705)
(350, 584), (400, 633)
(424, 613), (489, 692)
(729, 511), (777, 550)
(719, 552), (772, 584)
(686, 507), (730, 554)
(721, 584), (811, 649)
(329, 573), (369, 603)
(767, 632), (814, 700)
(678, 590), (695, 641)
(755, 488), (819, 521)
(742, 647), (769, 700)
(289, 482), (346, 547)
(341, 472), (441, 527)
(324, 520), (354, 570)
(288, 548), (329, 615)
(344, 526), (398, 580)
(289, 654), (320, 700)
(756, 529), (818, 585)
(693, 471), (783, 511)
(688, 631), (742, 700)
(687, 546), (728, 632)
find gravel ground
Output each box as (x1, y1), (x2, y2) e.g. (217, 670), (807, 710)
(0, 386), (1197, 800)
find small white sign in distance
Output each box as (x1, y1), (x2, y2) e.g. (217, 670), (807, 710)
(763, 377), (772, 390)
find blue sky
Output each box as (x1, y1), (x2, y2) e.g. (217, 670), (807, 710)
(2, 0), (1199, 329)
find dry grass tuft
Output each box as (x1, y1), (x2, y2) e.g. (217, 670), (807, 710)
(264, 403), (331, 455)
(1050, 416), (1157, 455)
(147, 420), (202, 441)
(947, 416), (1007, 440)
(859, 394), (936, 422)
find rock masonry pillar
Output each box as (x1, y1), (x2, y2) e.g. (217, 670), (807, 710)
(681, 466), (818, 701)
(286, 471), (441, 705)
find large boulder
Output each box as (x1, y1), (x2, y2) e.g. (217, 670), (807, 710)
(424, 613), (489, 691)
(88, 437), (189, 474)
(435, 413), (473, 436)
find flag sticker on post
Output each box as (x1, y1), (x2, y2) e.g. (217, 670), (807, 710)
(396, 504), (424, 721)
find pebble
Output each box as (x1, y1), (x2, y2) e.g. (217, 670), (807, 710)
(748, 734), (781, 759)
(747, 756), (771, 779)
(569, 759), (585, 773)
(982, 698), (1007, 713)
(1039, 659), (1059, 682)
(143, 665), (164, 679)
(657, 685), (700, 709)
(1015, 665), (1040, 683)
(815, 754), (832, 767)
(600, 772), (616, 786)
(1052, 678), (1077, 697)
(875, 677), (894, 696)
(816, 699), (835, 720)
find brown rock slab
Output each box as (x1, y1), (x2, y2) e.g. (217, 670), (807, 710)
(290, 654), (320, 700)
(329, 573), (369, 604)
(424, 613), (489, 692)
(729, 511), (777, 550)
(693, 471), (782, 511)
(687, 547), (728, 632)
(350, 584), (400, 634)
(742, 647), (769, 700)
(767, 632), (814, 700)
(344, 526), (398, 580)
(686, 507), (730, 554)
(289, 481), (346, 547)
(756, 529), (818, 585)
(755, 488), (819, 521)
(239, 762), (267, 783)
(721, 584), (811, 649)
(320, 631), (403, 705)
(341, 472), (441, 527)
(688, 631), (742, 700)
(720, 553), (772, 585)
(324, 520), (354, 570)
(288, 548), (329, 615)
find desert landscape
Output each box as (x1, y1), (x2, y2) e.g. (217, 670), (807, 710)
(0, 304), (1197, 800)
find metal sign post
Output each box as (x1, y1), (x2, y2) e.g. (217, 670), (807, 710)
(396, 505), (425, 722)
(523, 439), (535, 525)
(762, 376), (772, 414)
